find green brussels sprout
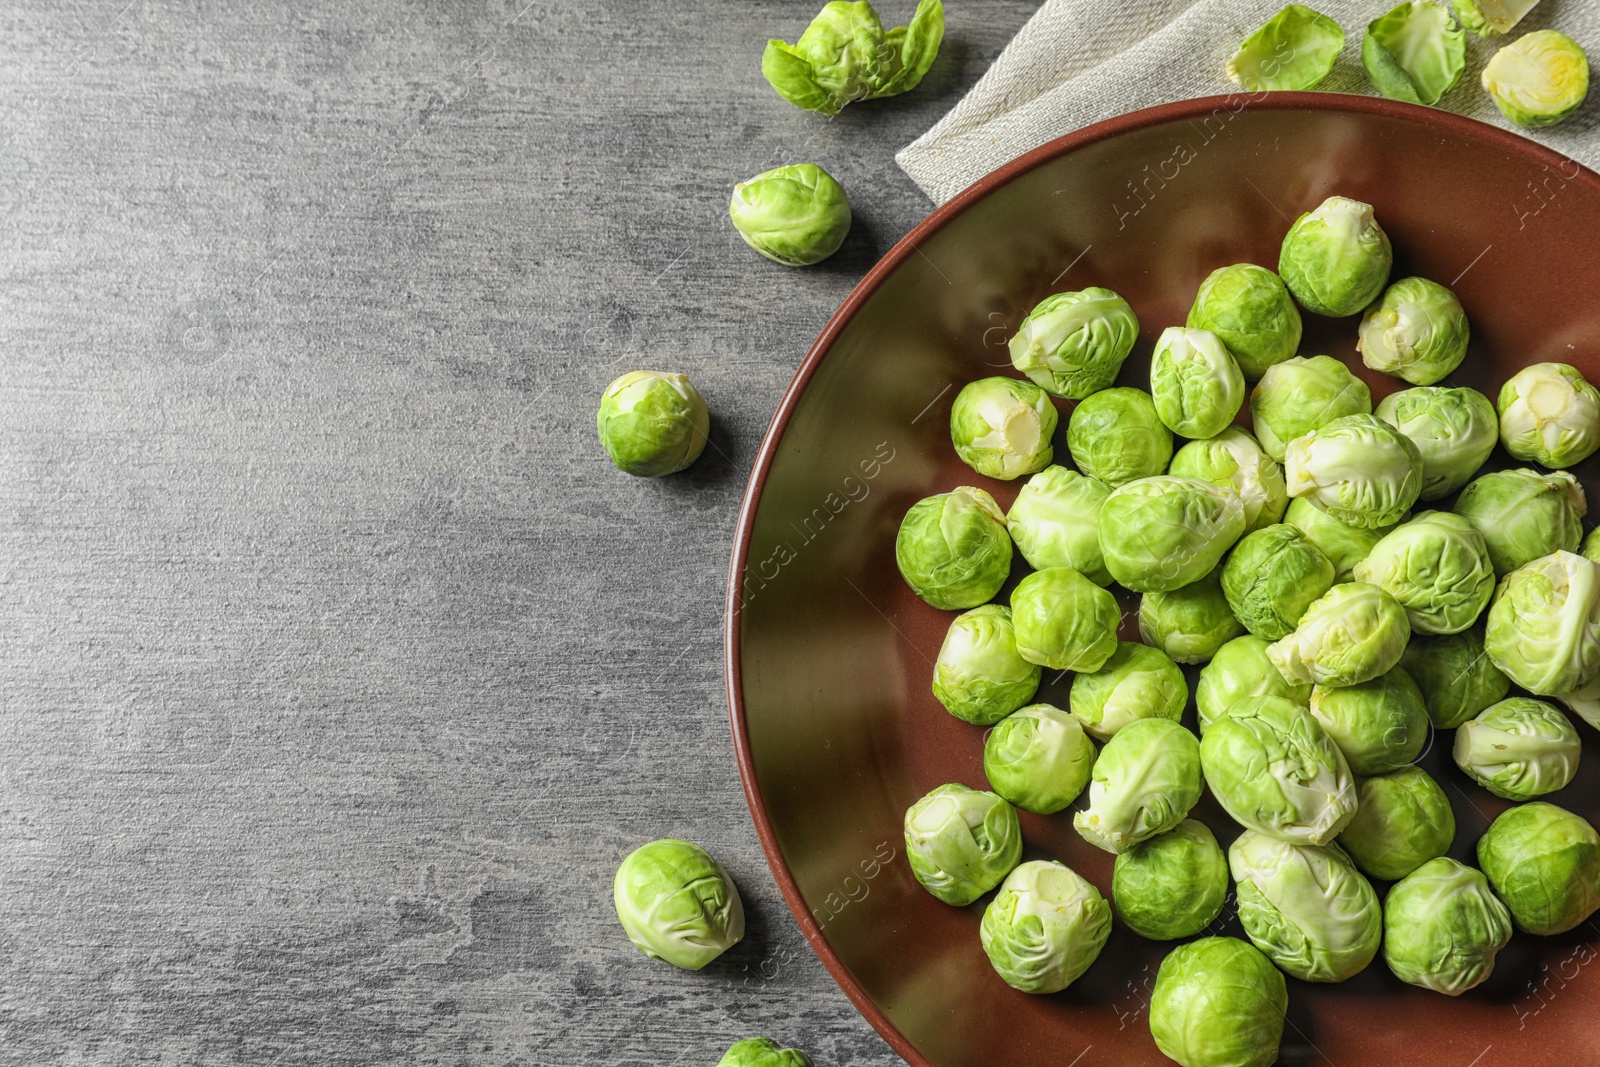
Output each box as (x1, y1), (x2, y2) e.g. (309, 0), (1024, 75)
(903, 783), (1022, 906)
(1382, 858), (1513, 995)
(1278, 196), (1393, 317)
(932, 605), (1041, 725)
(1112, 819), (1229, 940)
(1150, 937), (1287, 1067)
(1338, 765), (1454, 881)
(728, 164), (852, 266)
(979, 860), (1111, 993)
(1454, 697), (1580, 800)
(1066, 388), (1173, 487)
(1485, 550), (1600, 695)
(1497, 362), (1600, 469)
(1196, 635), (1312, 733)
(762, 0), (944, 116)
(1009, 287), (1140, 400)
(1373, 386), (1499, 501)
(1200, 695), (1357, 844)
(1249, 355), (1373, 463)
(1400, 626), (1511, 729)
(1267, 582), (1412, 687)
(1099, 476), (1247, 592)
(1586, 527), (1600, 565)
(1477, 801), (1600, 934)
(1006, 466), (1112, 583)
(1555, 672), (1600, 732)
(982, 704), (1095, 814)
(1069, 642), (1187, 742)
(1222, 524), (1336, 640)
(1357, 276), (1470, 386)
(1455, 468), (1586, 577)
(718, 1039), (813, 1067)
(613, 839), (745, 969)
(1362, 0), (1466, 106)
(1149, 327), (1245, 439)
(1454, 0), (1539, 36)
(596, 372), (710, 477)
(1186, 263), (1303, 379)
(1308, 665), (1428, 775)
(1284, 495), (1393, 581)
(1073, 717), (1202, 854)
(1483, 30), (1590, 128)
(1227, 4), (1346, 92)
(1139, 567), (1245, 665)
(1010, 567), (1120, 672)
(1169, 428), (1289, 533)
(1352, 511), (1495, 635)
(949, 376), (1058, 480)
(895, 487), (1013, 610)
(1286, 414), (1424, 530)
(1230, 831), (1381, 982)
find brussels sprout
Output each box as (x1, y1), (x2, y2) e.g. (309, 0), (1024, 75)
(1099, 476), (1247, 592)
(1112, 820), (1230, 940)
(1222, 524), (1336, 641)
(1200, 695), (1357, 844)
(1284, 495), (1393, 581)
(932, 605), (1041, 725)
(1555, 672), (1600, 732)
(1279, 196), (1393, 317)
(1454, 468), (1585, 576)
(1308, 666), (1428, 775)
(1149, 327), (1245, 439)
(1400, 626), (1511, 729)
(1066, 388), (1173, 487)
(1285, 414), (1424, 530)
(979, 860), (1111, 993)
(1010, 567), (1120, 672)
(613, 839), (745, 969)
(1009, 287), (1140, 400)
(1230, 831), (1382, 982)
(1227, 5), (1346, 92)
(1485, 550), (1600, 695)
(895, 487), (1012, 610)
(1139, 567), (1245, 665)
(947, 377), (1057, 480)
(1477, 801), (1600, 934)
(982, 704), (1095, 814)
(718, 1039), (813, 1067)
(1383, 858), (1513, 995)
(1249, 355), (1373, 463)
(728, 164), (852, 266)
(1267, 582), (1412, 687)
(1373, 386), (1498, 500)
(1454, 0), (1539, 37)
(1073, 718), (1202, 854)
(1497, 362), (1600, 468)
(1186, 263), (1303, 379)
(1338, 765), (1454, 881)
(596, 372), (710, 477)
(1586, 527), (1600, 565)
(903, 783), (1022, 906)
(1352, 511), (1495, 635)
(1362, 0), (1466, 106)
(1150, 937), (1287, 1067)
(1006, 466), (1112, 583)
(1454, 697), (1580, 800)
(1483, 30), (1590, 129)
(1196, 635), (1312, 733)
(762, 0), (944, 116)
(1357, 277), (1470, 386)
(1069, 642), (1187, 742)
(1169, 428), (1289, 533)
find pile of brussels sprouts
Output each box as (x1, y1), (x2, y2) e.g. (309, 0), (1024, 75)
(899, 193), (1600, 1067)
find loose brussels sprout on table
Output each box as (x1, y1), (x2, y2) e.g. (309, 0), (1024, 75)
(762, 0), (944, 116)
(1066, 388), (1172, 487)
(1497, 362), (1600, 469)
(1150, 937), (1286, 1067)
(1454, 697), (1580, 800)
(1454, 468), (1585, 576)
(1383, 857), (1513, 995)
(1279, 195), (1392, 317)
(982, 704), (1095, 814)
(1587, 527), (1600, 565)
(1556, 671), (1600, 732)
(596, 371), (710, 477)
(1009, 287), (1140, 399)
(1230, 830), (1382, 982)
(1221, 523), (1336, 640)
(948, 377), (1057, 480)
(1069, 641), (1187, 742)
(1139, 567), (1245, 666)
(1357, 276), (1470, 385)
(1006, 466), (1111, 583)
(1284, 495), (1393, 581)
(1098, 476), (1246, 592)
(1010, 567), (1120, 672)
(1484, 550), (1600, 695)
(1352, 511), (1495, 635)
(1227, 4), (1345, 92)
(1200, 695), (1357, 844)
(1483, 30), (1590, 129)
(1478, 801), (1600, 934)
(1286, 414), (1424, 531)
(1148, 327), (1245, 439)
(1374, 385), (1499, 501)
(1338, 765), (1455, 881)
(895, 486), (1012, 610)
(1267, 581), (1412, 687)
(728, 164), (852, 266)
(1168, 427), (1288, 533)
(718, 1039), (813, 1067)
(1112, 819), (1229, 941)
(1455, 0), (1539, 37)
(1249, 355), (1373, 463)
(1400, 626), (1511, 729)
(1362, 0), (1467, 106)
(1186, 263), (1303, 379)
(1196, 634), (1311, 733)
(979, 860), (1111, 993)
(931, 605), (1040, 725)
(1308, 665), (1428, 776)
(903, 783), (1022, 906)
(613, 839), (745, 970)
(1073, 717), (1202, 854)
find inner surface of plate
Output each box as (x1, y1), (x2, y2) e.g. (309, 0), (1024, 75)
(727, 94), (1600, 1067)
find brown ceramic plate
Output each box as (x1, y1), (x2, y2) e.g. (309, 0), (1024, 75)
(725, 93), (1600, 1067)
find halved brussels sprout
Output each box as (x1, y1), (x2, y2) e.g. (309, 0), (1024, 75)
(1139, 567), (1245, 666)
(718, 1039), (813, 1067)
(1455, 0), (1538, 37)
(1478, 801), (1600, 934)
(1250, 355), (1374, 463)
(1168, 427), (1288, 533)
(1267, 582), (1412, 687)
(1010, 287), (1140, 399)
(895, 486), (1013, 609)
(982, 704), (1095, 814)
(903, 783), (1022, 906)
(1007, 466), (1112, 584)
(1383, 858), (1512, 995)
(1484, 550), (1600, 695)
(1069, 642), (1187, 742)
(1149, 327), (1245, 439)
(1483, 30), (1590, 129)
(949, 377), (1057, 480)
(614, 839), (745, 969)
(1073, 718), (1202, 854)
(1010, 567), (1120, 672)
(1067, 388), (1173, 487)
(1113, 819), (1229, 941)
(1454, 468), (1585, 576)
(1362, 0), (1466, 106)
(762, 0), (945, 116)
(1227, 4), (1345, 91)
(1222, 524), (1336, 640)
(1400, 626), (1511, 729)
(1279, 196), (1393, 317)
(1284, 495), (1393, 581)
(1150, 938), (1286, 1067)
(1308, 665), (1428, 776)
(729, 164), (852, 266)
(932, 605), (1041, 725)
(1285, 414), (1423, 530)
(1373, 386), (1498, 500)
(1454, 697), (1580, 800)
(1230, 831), (1382, 983)
(597, 371), (710, 477)
(1196, 635), (1312, 733)
(1357, 276), (1470, 385)
(1352, 511), (1495, 635)
(1186, 263), (1303, 379)
(980, 860), (1111, 993)
(1497, 362), (1600, 468)
(1200, 695), (1357, 844)
(1338, 765), (1454, 881)
(1099, 476), (1247, 592)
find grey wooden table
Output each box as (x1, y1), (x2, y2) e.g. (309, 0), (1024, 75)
(0, 2), (1036, 1063)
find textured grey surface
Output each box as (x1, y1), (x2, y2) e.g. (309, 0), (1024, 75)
(0, 1), (1036, 1064)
